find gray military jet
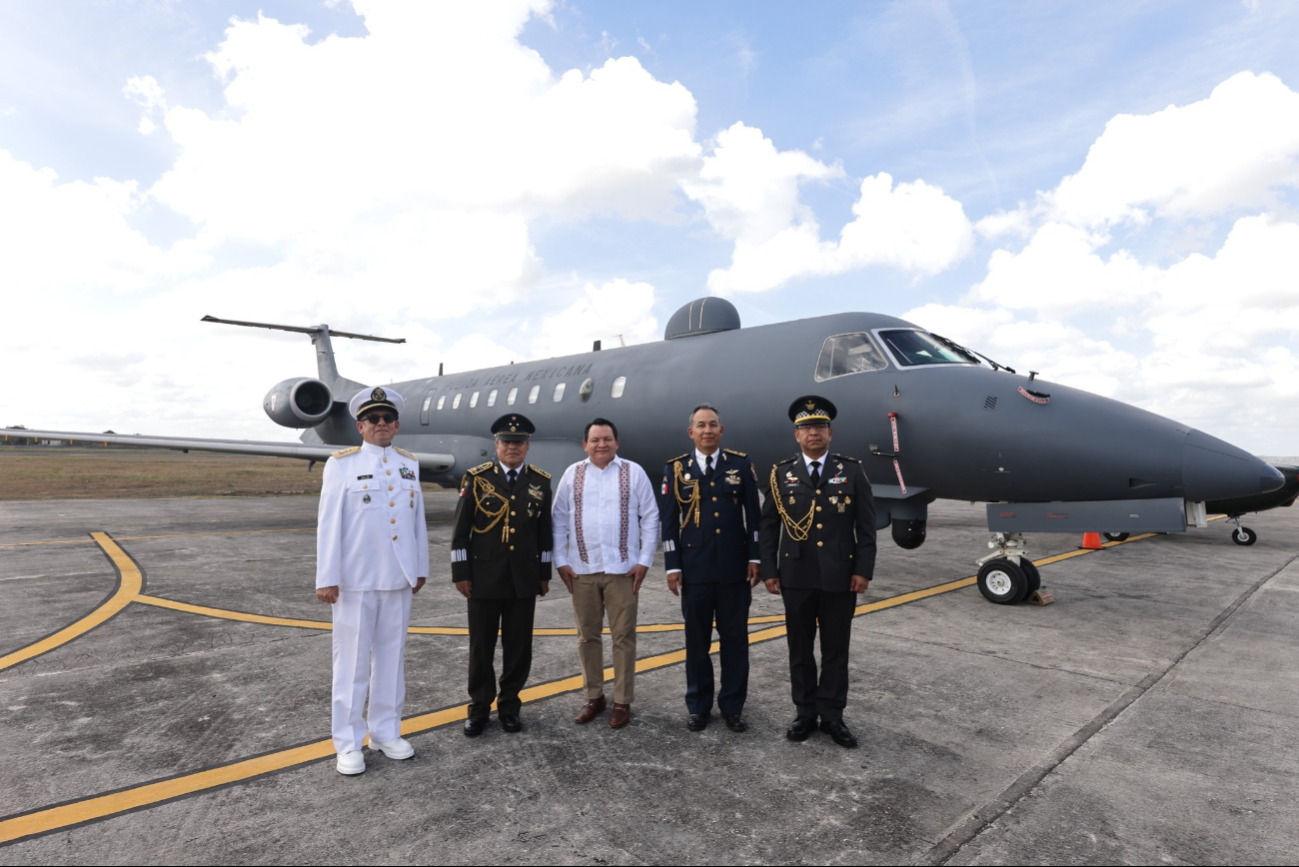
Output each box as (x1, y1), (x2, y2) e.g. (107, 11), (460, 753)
(18, 298), (1286, 605)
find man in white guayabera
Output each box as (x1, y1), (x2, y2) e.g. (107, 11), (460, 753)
(552, 418), (660, 730)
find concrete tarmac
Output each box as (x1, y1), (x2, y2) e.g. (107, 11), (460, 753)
(0, 493), (1296, 865)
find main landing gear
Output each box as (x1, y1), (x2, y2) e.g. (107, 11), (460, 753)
(1228, 517), (1257, 546)
(975, 533), (1042, 605)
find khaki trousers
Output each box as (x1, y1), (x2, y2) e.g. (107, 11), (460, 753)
(572, 572), (639, 704)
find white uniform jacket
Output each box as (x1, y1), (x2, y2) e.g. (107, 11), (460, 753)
(316, 442), (430, 591)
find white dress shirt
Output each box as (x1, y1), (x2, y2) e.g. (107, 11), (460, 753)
(803, 451), (829, 477)
(316, 441), (430, 590)
(552, 455), (660, 574)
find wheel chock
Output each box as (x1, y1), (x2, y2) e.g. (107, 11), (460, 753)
(1081, 532), (1104, 550)
(1027, 588), (1055, 605)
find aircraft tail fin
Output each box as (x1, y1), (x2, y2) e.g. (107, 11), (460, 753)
(200, 315), (404, 393)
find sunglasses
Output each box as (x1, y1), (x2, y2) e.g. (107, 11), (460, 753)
(361, 413), (398, 425)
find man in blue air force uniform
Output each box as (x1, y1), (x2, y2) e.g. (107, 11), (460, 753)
(316, 387), (428, 776)
(660, 403), (762, 732)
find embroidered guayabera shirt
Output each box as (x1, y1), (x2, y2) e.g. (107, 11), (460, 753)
(552, 455), (660, 575)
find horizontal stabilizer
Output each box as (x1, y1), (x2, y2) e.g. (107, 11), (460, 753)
(9, 429), (454, 475)
(200, 315), (405, 343)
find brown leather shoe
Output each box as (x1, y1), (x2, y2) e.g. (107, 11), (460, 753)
(575, 695), (606, 724)
(610, 703), (631, 728)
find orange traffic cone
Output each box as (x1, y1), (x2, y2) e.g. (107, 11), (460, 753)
(1081, 532), (1104, 550)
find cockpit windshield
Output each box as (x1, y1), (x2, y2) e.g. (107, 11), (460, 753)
(879, 329), (980, 367)
(814, 333), (889, 381)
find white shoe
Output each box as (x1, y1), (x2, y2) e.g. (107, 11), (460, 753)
(336, 749), (366, 775)
(369, 736), (415, 760)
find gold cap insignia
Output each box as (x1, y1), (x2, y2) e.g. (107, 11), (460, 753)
(372, 387), (387, 402)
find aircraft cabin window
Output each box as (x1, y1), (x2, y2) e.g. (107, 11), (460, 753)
(453, 393), (462, 409)
(611, 376), (626, 398)
(579, 378), (593, 402)
(879, 329), (979, 367)
(437, 395), (446, 410)
(528, 385), (540, 404)
(421, 392), (434, 425)
(487, 389), (498, 407)
(814, 333), (889, 381)
(470, 391), (479, 408)
(553, 382), (566, 402)
(507, 387), (518, 405)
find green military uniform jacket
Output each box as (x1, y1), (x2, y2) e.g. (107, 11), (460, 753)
(759, 453), (877, 592)
(450, 461), (554, 598)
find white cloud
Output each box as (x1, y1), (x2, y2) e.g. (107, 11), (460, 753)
(533, 279), (660, 360)
(687, 123), (972, 293)
(1051, 72), (1299, 228)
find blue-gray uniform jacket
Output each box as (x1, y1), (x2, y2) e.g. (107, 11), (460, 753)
(660, 449), (761, 582)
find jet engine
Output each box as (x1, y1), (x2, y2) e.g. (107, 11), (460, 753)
(891, 519), (927, 550)
(264, 377), (333, 428)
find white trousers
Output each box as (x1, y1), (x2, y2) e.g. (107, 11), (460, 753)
(331, 587), (412, 754)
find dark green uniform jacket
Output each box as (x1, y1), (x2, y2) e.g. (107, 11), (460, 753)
(758, 453), (877, 591)
(450, 461), (553, 598)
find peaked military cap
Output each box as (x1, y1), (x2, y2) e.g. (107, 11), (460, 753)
(789, 394), (836, 426)
(491, 413), (535, 442)
(350, 386), (405, 419)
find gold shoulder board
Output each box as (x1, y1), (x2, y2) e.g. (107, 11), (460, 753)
(331, 446), (361, 459)
(723, 448), (747, 458)
(393, 446), (417, 459)
(468, 462), (494, 475)
(776, 455), (798, 466)
(833, 453), (861, 464)
(528, 464), (551, 479)
(667, 453), (690, 465)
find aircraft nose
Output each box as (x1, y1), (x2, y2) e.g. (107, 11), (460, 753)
(1182, 429), (1285, 501)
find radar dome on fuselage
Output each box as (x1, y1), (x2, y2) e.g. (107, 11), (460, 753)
(664, 297), (741, 340)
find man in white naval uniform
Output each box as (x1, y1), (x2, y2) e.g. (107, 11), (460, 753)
(316, 386), (428, 775)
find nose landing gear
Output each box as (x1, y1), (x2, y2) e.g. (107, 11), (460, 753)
(1229, 518), (1257, 546)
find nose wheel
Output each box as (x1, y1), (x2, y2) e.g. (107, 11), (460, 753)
(1230, 521), (1257, 546)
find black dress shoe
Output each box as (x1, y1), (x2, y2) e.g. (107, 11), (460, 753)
(819, 718), (858, 748)
(463, 716), (489, 737)
(785, 715), (817, 741)
(499, 713), (522, 733)
(687, 712), (709, 731)
(724, 714), (747, 733)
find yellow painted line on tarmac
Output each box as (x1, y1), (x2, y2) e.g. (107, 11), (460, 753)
(0, 527), (315, 548)
(133, 595), (333, 631)
(0, 570), (974, 846)
(0, 525), (1187, 844)
(0, 533), (142, 672)
(132, 595), (686, 636)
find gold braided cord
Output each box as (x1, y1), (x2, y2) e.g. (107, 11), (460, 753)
(672, 461), (701, 527)
(470, 475), (511, 542)
(769, 465), (815, 542)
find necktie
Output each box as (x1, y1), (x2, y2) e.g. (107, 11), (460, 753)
(507, 469), (518, 486)
(705, 455), (714, 478)
(810, 460), (821, 488)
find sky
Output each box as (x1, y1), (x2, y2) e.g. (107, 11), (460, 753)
(1, 0), (1297, 453)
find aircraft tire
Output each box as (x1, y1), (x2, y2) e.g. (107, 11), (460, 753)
(1103, 532), (1130, 542)
(1020, 559), (1042, 595)
(1232, 527), (1258, 546)
(977, 559), (1028, 605)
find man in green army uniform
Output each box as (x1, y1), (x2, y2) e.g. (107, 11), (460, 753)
(451, 413), (553, 736)
(760, 395), (877, 748)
